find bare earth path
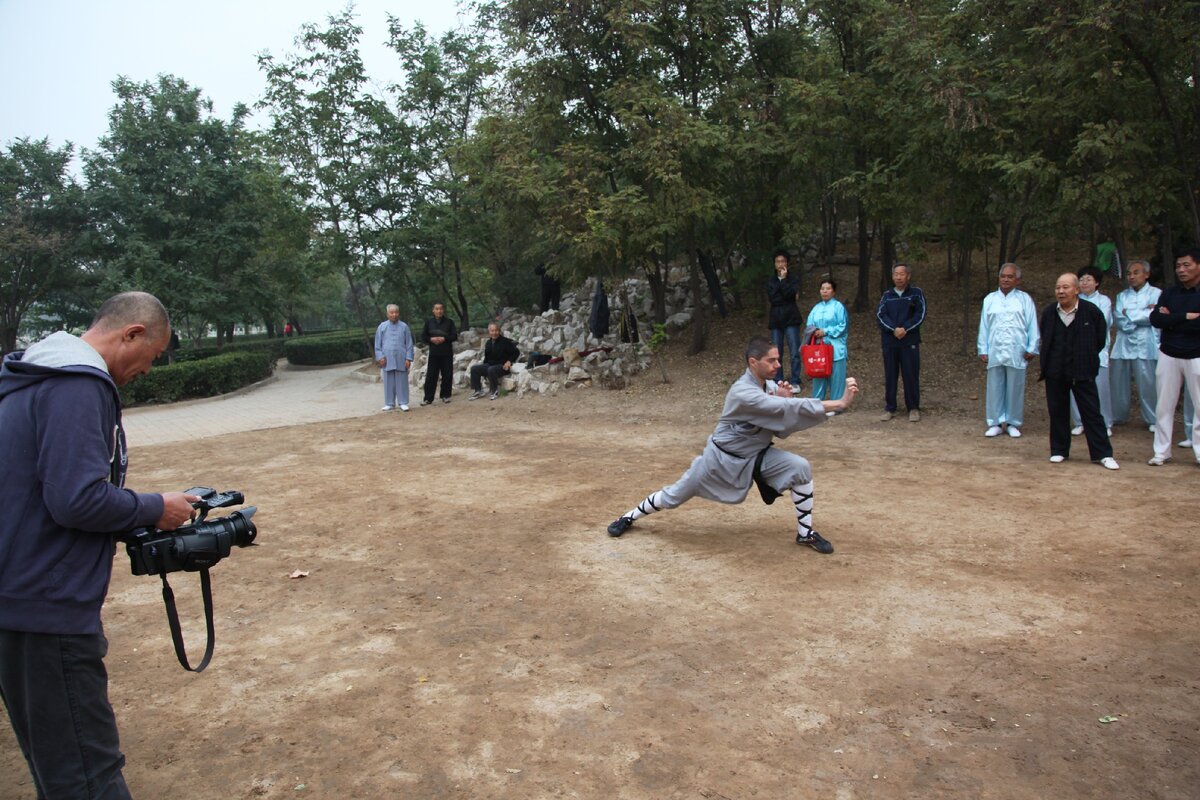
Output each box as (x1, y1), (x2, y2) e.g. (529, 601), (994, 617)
(2, 326), (1198, 799)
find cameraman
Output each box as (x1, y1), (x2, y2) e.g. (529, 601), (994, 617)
(0, 292), (196, 799)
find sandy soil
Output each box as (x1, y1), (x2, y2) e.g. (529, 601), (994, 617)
(3, 270), (1199, 799)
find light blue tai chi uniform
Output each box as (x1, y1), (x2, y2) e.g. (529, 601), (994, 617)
(1071, 290), (1113, 428)
(1111, 282), (1161, 427)
(375, 319), (414, 407)
(806, 298), (849, 401)
(977, 287), (1039, 428)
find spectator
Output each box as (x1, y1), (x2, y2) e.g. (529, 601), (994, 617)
(374, 304), (414, 412)
(766, 248), (805, 386)
(1148, 247), (1200, 465)
(1111, 259), (1161, 431)
(977, 262), (1039, 438)
(806, 278), (849, 403)
(469, 323), (520, 401)
(876, 263), (926, 422)
(420, 302), (458, 406)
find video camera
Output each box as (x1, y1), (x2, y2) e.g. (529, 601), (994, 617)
(122, 487), (257, 576)
(121, 488), (259, 672)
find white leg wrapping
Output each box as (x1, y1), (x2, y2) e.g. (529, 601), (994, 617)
(626, 491), (666, 521)
(791, 481), (814, 538)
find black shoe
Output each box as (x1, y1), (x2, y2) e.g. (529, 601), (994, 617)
(442, 397), (451, 404)
(420, 399), (433, 406)
(796, 531), (833, 554)
(607, 516), (634, 537)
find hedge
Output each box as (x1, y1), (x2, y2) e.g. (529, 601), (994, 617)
(283, 331), (373, 366)
(121, 350), (277, 406)
(164, 337), (287, 365)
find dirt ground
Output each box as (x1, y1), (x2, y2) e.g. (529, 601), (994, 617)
(4, 265), (1199, 799)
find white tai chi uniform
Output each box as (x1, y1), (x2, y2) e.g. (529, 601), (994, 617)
(977, 287), (1039, 428)
(1111, 282), (1161, 427)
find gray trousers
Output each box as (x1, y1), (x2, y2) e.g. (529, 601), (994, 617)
(0, 629), (132, 800)
(382, 369), (410, 406)
(657, 446), (812, 509)
(1110, 357), (1157, 426)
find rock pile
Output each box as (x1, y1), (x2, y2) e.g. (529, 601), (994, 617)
(407, 272), (703, 397)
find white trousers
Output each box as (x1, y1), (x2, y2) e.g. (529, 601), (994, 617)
(1152, 354), (1200, 460)
(985, 365), (1027, 428)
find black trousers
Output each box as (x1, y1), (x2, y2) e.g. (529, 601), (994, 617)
(470, 363), (508, 392)
(1045, 376), (1112, 460)
(0, 629), (132, 800)
(882, 342), (921, 412)
(423, 354), (454, 402)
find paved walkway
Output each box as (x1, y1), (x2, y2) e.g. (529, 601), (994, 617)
(123, 360), (383, 447)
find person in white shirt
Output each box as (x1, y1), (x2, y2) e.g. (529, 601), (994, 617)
(1111, 260), (1161, 430)
(977, 263), (1039, 437)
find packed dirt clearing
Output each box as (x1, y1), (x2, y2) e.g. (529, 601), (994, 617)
(3, 362), (1197, 798)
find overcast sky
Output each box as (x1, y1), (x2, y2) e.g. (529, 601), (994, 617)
(0, 0), (469, 164)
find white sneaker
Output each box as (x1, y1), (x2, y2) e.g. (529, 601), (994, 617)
(1007, 426), (1021, 438)
(1148, 425), (1156, 432)
(381, 405), (394, 411)
(985, 425), (1003, 437)
(399, 404), (409, 412)
(1180, 439), (1194, 448)
(1071, 425), (1084, 436)
(1049, 455), (1065, 463)
(1099, 457), (1120, 470)
(1106, 427), (1112, 437)
(1148, 455), (1169, 466)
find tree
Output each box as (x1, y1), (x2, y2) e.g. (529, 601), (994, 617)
(0, 138), (87, 353)
(85, 76), (261, 344)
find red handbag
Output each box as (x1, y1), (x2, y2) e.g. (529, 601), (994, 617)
(802, 333), (833, 379)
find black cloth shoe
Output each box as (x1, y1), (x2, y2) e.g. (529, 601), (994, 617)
(607, 516), (634, 537)
(796, 531), (833, 554)
(420, 399), (433, 406)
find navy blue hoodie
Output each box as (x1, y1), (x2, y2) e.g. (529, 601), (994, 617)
(0, 332), (165, 635)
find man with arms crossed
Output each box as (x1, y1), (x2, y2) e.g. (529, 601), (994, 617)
(606, 337), (859, 553)
(0, 292), (197, 799)
(1148, 247), (1200, 465)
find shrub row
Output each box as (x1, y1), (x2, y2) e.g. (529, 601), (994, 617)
(121, 350), (277, 406)
(283, 331), (373, 366)
(168, 337), (287, 365)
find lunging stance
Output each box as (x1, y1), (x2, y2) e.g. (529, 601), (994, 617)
(606, 337), (859, 552)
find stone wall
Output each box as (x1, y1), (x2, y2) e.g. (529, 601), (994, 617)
(408, 272), (701, 397)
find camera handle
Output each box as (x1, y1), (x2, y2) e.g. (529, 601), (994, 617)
(159, 570), (216, 673)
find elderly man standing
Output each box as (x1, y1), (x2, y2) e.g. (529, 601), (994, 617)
(420, 302), (458, 406)
(1148, 246), (1200, 465)
(876, 263), (926, 421)
(375, 304), (414, 411)
(977, 262), (1039, 438)
(1111, 259), (1161, 431)
(1039, 273), (1119, 469)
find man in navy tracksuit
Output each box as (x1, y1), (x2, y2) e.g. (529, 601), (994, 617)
(0, 292), (196, 799)
(876, 263), (927, 421)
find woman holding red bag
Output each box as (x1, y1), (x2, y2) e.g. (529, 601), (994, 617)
(807, 279), (849, 402)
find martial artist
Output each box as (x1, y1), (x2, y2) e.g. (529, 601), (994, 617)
(1111, 260), (1161, 430)
(977, 262), (1039, 438)
(605, 337), (859, 553)
(375, 304), (414, 411)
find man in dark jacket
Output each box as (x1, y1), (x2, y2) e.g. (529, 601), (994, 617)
(1039, 273), (1120, 469)
(420, 302), (459, 406)
(0, 292), (197, 799)
(469, 323), (521, 401)
(876, 263), (927, 421)
(766, 248), (805, 385)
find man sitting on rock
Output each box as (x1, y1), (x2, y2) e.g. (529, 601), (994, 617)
(469, 323), (520, 401)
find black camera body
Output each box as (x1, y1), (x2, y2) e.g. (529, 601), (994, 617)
(123, 487), (257, 576)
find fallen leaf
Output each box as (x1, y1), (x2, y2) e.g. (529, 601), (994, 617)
(289, 570), (309, 579)
(1098, 715), (1120, 724)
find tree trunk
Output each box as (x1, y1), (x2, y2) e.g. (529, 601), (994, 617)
(687, 227), (707, 355)
(852, 201), (873, 312)
(879, 225), (895, 294)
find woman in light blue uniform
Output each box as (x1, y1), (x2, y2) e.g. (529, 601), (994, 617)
(807, 279), (849, 402)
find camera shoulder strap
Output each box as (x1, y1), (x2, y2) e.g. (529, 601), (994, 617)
(159, 569), (216, 673)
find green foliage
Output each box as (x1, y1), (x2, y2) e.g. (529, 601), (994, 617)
(165, 337), (287, 365)
(283, 331), (373, 366)
(120, 350), (276, 406)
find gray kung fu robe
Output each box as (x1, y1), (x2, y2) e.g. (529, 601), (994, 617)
(656, 368), (829, 508)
